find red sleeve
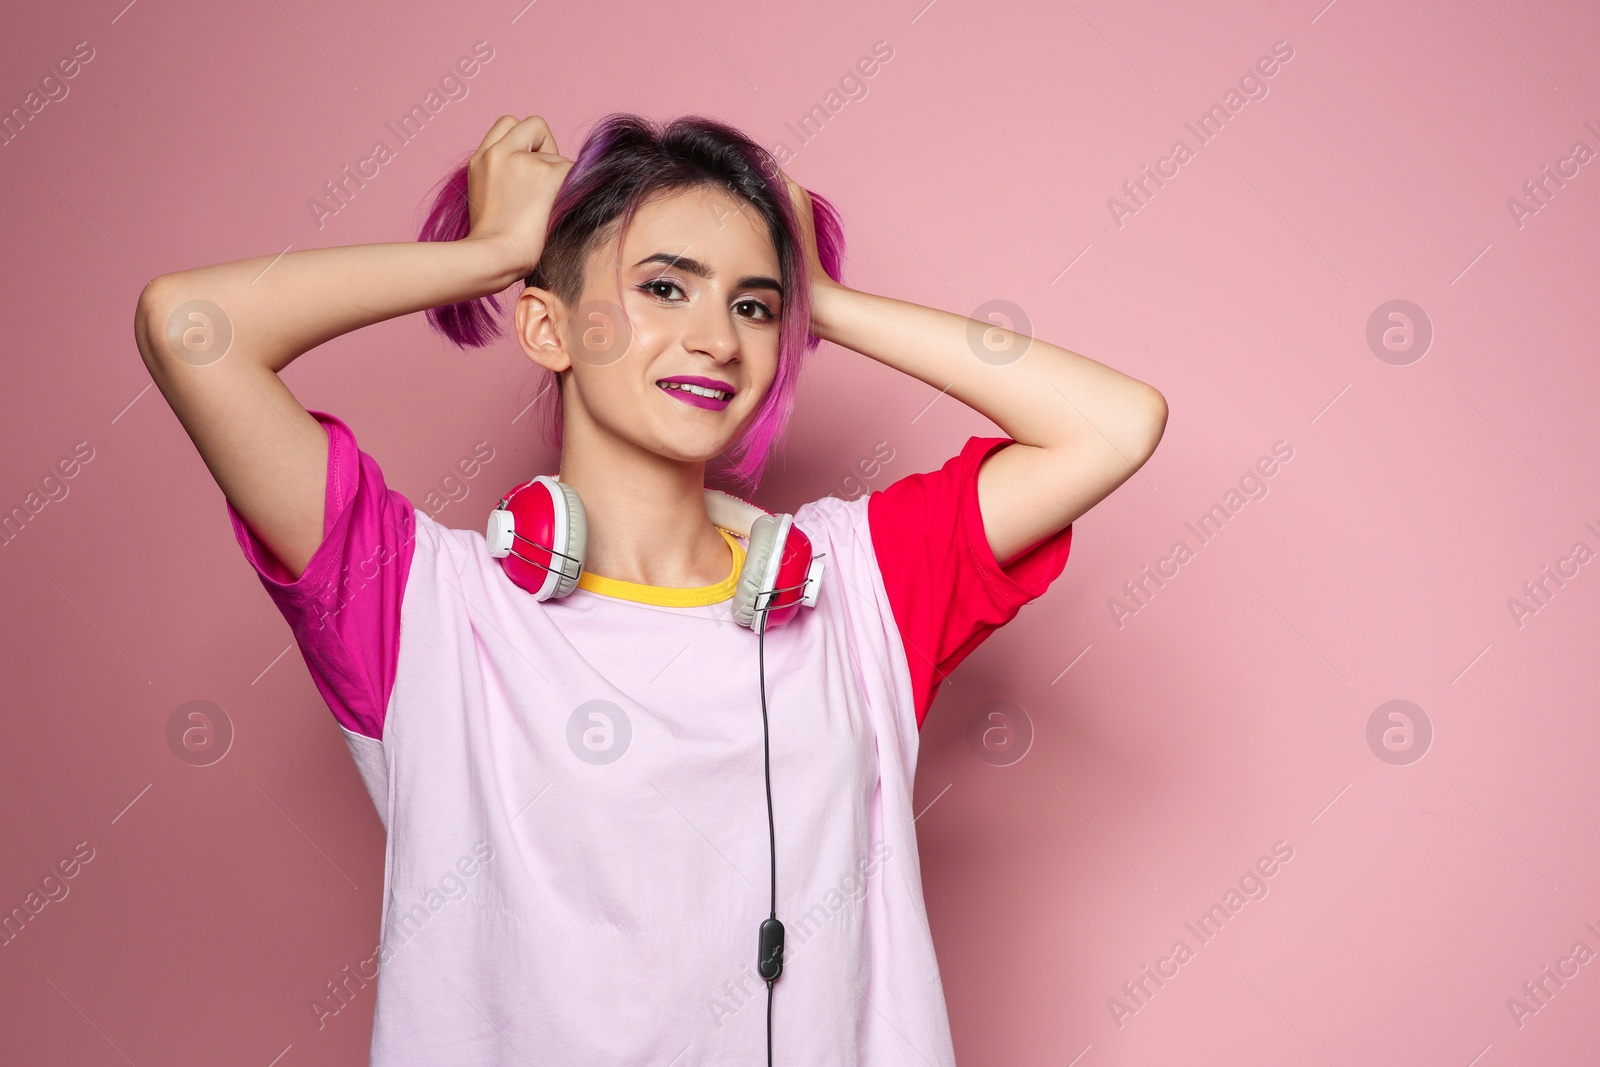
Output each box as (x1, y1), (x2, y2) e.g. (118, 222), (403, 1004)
(224, 409), (416, 741)
(867, 437), (1074, 729)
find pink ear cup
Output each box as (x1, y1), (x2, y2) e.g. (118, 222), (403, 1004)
(486, 476), (587, 600)
(734, 515), (823, 633)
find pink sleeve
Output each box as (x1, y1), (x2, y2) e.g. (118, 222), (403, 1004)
(866, 436), (1074, 730)
(224, 409), (416, 741)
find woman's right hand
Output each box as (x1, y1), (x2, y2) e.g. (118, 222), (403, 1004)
(464, 114), (574, 278)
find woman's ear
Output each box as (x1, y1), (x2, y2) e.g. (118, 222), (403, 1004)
(515, 285), (571, 373)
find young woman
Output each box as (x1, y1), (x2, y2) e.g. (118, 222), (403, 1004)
(135, 112), (1165, 1066)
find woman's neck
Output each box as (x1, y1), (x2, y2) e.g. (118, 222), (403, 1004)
(556, 433), (735, 589)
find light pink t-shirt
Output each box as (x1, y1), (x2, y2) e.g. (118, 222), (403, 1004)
(228, 410), (1072, 1065)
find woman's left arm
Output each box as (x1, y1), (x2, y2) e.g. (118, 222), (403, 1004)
(810, 277), (1167, 567)
(784, 175), (1166, 567)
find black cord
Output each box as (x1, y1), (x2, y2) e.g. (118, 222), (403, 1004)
(759, 618), (776, 918)
(758, 612), (777, 1067)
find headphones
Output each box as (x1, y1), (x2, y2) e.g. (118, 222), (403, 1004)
(485, 475), (826, 1064)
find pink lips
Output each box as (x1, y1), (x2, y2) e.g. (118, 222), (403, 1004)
(657, 375), (735, 412)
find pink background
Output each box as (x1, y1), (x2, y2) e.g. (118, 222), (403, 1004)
(3, 0), (1598, 1063)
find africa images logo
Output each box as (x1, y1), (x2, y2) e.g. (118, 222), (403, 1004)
(1107, 841), (1295, 1028)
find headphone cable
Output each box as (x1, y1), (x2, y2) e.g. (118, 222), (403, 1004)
(758, 607), (779, 1067)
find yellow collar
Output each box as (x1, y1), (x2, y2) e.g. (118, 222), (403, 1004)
(574, 528), (744, 606)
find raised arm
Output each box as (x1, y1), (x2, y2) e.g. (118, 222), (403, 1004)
(780, 177), (1167, 567)
(132, 115), (564, 580)
(809, 283), (1167, 565)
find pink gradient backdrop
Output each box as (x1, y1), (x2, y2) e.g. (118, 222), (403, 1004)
(3, 0), (1598, 1063)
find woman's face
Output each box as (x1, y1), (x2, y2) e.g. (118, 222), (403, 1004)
(527, 184), (785, 469)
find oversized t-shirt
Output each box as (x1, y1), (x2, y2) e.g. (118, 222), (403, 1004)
(227, 410), (1073, 1066)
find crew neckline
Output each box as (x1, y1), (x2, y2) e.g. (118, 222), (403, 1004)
(574, 527), (745, 606)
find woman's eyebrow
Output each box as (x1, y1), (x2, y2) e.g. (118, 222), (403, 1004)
(632, 251), (782, 293)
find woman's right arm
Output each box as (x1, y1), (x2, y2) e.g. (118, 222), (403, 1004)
(132, 115), (570, 581)
(133, 240), (527, 581)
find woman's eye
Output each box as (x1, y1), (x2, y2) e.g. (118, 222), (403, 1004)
(737, 299), (776, 321)
(642, 278), (684, 300)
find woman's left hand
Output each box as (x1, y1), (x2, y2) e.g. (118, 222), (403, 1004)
(778, 170), (833, 292)
(778, 169), (845, 341)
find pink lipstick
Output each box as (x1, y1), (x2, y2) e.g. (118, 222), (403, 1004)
(656, 375), (735, 411)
